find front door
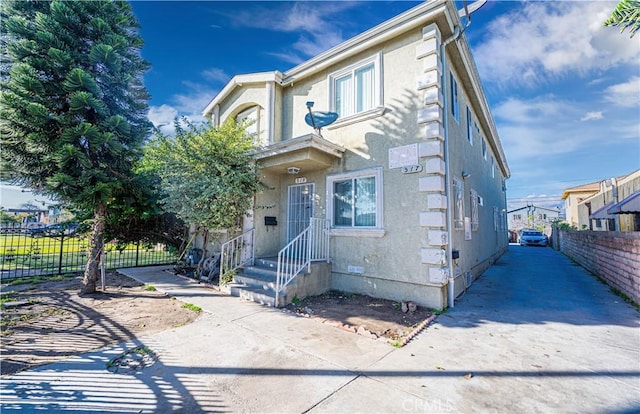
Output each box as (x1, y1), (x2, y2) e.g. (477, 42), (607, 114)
(287, 183), (315, 242)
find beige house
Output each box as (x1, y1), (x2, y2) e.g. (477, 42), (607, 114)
(562, 181), (599, 228)
(578, 170), (640, 231)
(203, 0), (510, 309)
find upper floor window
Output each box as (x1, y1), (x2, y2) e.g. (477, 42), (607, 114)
(482, 138), (487, 159)
(466, 106), (473, 145)
(329, 54), (381, 118)
(490, 155), (495, 178)
(236, 105), (267, 146)
(450, 71), (459, 123)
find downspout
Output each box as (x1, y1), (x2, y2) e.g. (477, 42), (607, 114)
(441, 0), (481, 309)
(441, 25), (461, 309)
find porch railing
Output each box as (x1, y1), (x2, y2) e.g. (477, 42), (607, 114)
(275, 218), (330, 307)
(220, 228), (255, 282)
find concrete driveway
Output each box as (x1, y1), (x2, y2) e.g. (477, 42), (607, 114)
(1, 246), (638, 413)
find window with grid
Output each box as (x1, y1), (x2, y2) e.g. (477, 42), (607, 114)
(453, 178), (464, 230)
(470, 189), (479, 231)
(330, 54), (381, 118)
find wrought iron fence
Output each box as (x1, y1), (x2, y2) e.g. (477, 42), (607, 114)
(0, 223), (177, 280)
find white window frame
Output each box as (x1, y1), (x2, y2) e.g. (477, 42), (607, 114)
(482, 138), (487, 159)
(470, 189), (479, 231)
(328, 53), (382, 120)
(466, 106), (473, 145)
(326, 167), (384, 237)
(453, 177), (464, 230)
(450, 71), (459, 123)
(236, 105), (266, 146)
(490, 155), (495, 178)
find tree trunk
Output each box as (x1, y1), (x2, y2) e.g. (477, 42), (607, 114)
(196, 228), (209, 277)
(82, 202), (106, 294)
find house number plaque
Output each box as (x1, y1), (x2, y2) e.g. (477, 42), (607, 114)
(401, 165), (423, 174)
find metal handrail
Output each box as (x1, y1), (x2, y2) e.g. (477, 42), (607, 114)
(220, 228), (255, 282)
(275, 218), (330, 307)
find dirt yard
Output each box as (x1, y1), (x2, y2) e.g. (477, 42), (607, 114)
(1, 272), (436, 376)
(0, 272), (199, 375)
(286, 290), (435, 344)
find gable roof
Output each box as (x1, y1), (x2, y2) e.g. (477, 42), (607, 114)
(561, 181), (600, 199)
(508, 205), (561, 214)
(202, 0), (509, 178)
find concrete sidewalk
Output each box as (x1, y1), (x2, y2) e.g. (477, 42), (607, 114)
(1, 246), (639, 413)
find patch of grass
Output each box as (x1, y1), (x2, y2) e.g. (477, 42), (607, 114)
(181, 302), (202, 313)
(431, 308), (446, 316)
(291, 295), (301, 306)
(4, 273), (76, 286)
(144, 284), (156, 291)
(219, 269), (235, 286)
(391, 341), (403, 348)
(0, 291), (18, 308)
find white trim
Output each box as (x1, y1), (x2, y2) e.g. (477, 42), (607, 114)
(330, 228), (386, 238)
(284, 1), (447, 82)
(202, 71), (283, 117)
(327, 106), (387, 130)
(328, 53), (382, 118)
(326, 167), (384, 231)
(265, 81), (275, 145)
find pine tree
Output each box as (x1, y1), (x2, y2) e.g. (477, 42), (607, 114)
(1, 0), (151, 293)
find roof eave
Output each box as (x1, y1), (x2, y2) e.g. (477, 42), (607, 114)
(202, 71), (283, 117)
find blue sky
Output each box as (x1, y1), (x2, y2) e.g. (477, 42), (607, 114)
(2, 0), (638, 209)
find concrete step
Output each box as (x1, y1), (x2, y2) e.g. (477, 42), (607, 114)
(227, 257), (308, 307)
(234, 271), (277, 290)
(229, 285), (279, 307)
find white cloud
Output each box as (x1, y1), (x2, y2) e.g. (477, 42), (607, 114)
(223, 2), (357, 63)
(201, 68), (229, 84)
(494, 95), (636, 163)
(148, 104), (178, 134)
(474, 1), (640, 87)
(580, 111), (603, 121)
(148, 80), (218, 135)
(603, 76), (640, 107)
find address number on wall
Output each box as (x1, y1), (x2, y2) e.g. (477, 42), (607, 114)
(401, 165), (423, 174)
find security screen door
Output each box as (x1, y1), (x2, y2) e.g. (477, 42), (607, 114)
(287, 183), (315, 242)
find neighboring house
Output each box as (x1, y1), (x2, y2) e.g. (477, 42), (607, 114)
(562, 181), (599, 228)
(202, 0), (510, 309)
(6, 208), (49, 225)
(508, 205), (561, 235)
(578, 170), (640, 231)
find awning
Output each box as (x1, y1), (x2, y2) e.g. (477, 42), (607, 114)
(608, 191), (640, 214)
(589, 202), (616, 220)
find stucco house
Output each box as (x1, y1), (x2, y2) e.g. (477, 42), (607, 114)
(203, 0), (510, 309)
(562, 181), (600, 229)
(578, 170), (640, 231)
(507, 205), (561, 237)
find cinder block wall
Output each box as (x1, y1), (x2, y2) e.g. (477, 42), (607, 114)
(556, 230), (640, 304)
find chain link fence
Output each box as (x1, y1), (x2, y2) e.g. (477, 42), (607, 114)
(0, 223), (177, 280)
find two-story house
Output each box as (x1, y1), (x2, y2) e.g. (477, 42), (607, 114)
(203, 0), (510, 309)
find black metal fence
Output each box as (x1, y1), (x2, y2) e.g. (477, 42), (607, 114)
(0, 223), (177, 280)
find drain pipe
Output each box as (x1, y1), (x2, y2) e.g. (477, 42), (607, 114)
(442, 1), (485, 308)
(441, 25), (461, 309)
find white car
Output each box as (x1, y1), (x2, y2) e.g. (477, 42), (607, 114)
(519, 230), (548, 247)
